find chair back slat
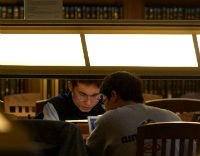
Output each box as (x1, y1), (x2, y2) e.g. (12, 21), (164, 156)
(188, 139), (194, 156)
(136, 122), (200, 156)
(197, 139), (200, 154)
(152, 139), (157, 154)
(136, 133), (145, 156)
(179, 139), (185, 156)
(170, 139), (176, 155)
(161, 139), (166, 156)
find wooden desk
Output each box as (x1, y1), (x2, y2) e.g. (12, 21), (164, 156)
(76, 123), (89, 142)
(76, 122), (89, 134)
(65, 120), (89, 142)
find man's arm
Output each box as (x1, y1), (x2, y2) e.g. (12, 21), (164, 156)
(86, 119), (106, 156)
(43, 102), (59, 120)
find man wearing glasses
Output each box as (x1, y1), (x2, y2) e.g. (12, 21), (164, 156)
(43, 80), (105, 120)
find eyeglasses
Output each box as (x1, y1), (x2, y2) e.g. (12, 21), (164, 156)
(75, 92), (102, 102)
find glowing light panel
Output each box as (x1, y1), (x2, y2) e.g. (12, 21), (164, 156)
(86, 34), (198, 67)
(0, 34), (85, 66)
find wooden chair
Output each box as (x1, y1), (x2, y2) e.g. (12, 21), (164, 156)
(4, 93), (41, 119)
(0, 113), (36, 156)
(136, 122), (200, 156)
(181, 92), (200, 99)
(14, 119), (88, 156)
(145, 98), (200, 121)
(143, 93), (163, 102)
(0, 100), (4, 112)
(35, 99), (48, 115)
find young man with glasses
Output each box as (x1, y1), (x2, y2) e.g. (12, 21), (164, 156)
(42, 80), (105, 120)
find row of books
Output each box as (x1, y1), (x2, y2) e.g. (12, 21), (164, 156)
(142, 79), (200, 98)
(0, 5), (123, 19)
(0, 79), (25, 100)
(1, 78), (200, 101)
(57, 79), (200, 99)
(63, 5), (123, 19)
(0, 5), (24, 19)
(145, 6), (200, 20)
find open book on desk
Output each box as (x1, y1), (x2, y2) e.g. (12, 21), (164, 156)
(65, 119), (88, 123)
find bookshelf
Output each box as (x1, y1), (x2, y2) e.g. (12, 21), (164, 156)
(0, 79), (40, 100)
(141, 78), (200, 98)
(1, 0), (200, 20)
(0, 0), (144, 19)
(1, 77), (200, 103)
(40, 78), (200, 99)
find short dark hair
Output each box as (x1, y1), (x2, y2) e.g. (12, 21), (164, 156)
(100, 71), (144, 103)
(70, 79), (102, 88)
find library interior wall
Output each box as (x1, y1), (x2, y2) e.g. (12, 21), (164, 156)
(1, 0), (200, 100)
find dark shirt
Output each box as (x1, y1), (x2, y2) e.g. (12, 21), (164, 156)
(44, 92), (105, 121)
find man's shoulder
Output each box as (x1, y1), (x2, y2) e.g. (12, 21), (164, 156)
(97, 109), (117, 122)
(91, 102), (105, 114)
(145, 104), (181, 120)
(146, 104), (173, 114)
(48, 93), (70, 103)
(47, 93), (72, 111)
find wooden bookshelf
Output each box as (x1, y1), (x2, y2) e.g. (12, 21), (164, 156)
(2, 0), (200, 19)
(0, 0), (145, 19)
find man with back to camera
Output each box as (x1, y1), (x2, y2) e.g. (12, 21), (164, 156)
(86, 71), (181, 156)
(42, 79), (105, 121)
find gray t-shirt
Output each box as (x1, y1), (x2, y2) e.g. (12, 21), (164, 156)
(86, 103), (181, 156)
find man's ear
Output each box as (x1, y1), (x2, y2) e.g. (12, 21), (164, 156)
(110, 90), (118, 102)
(68, 81), (73, 91)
